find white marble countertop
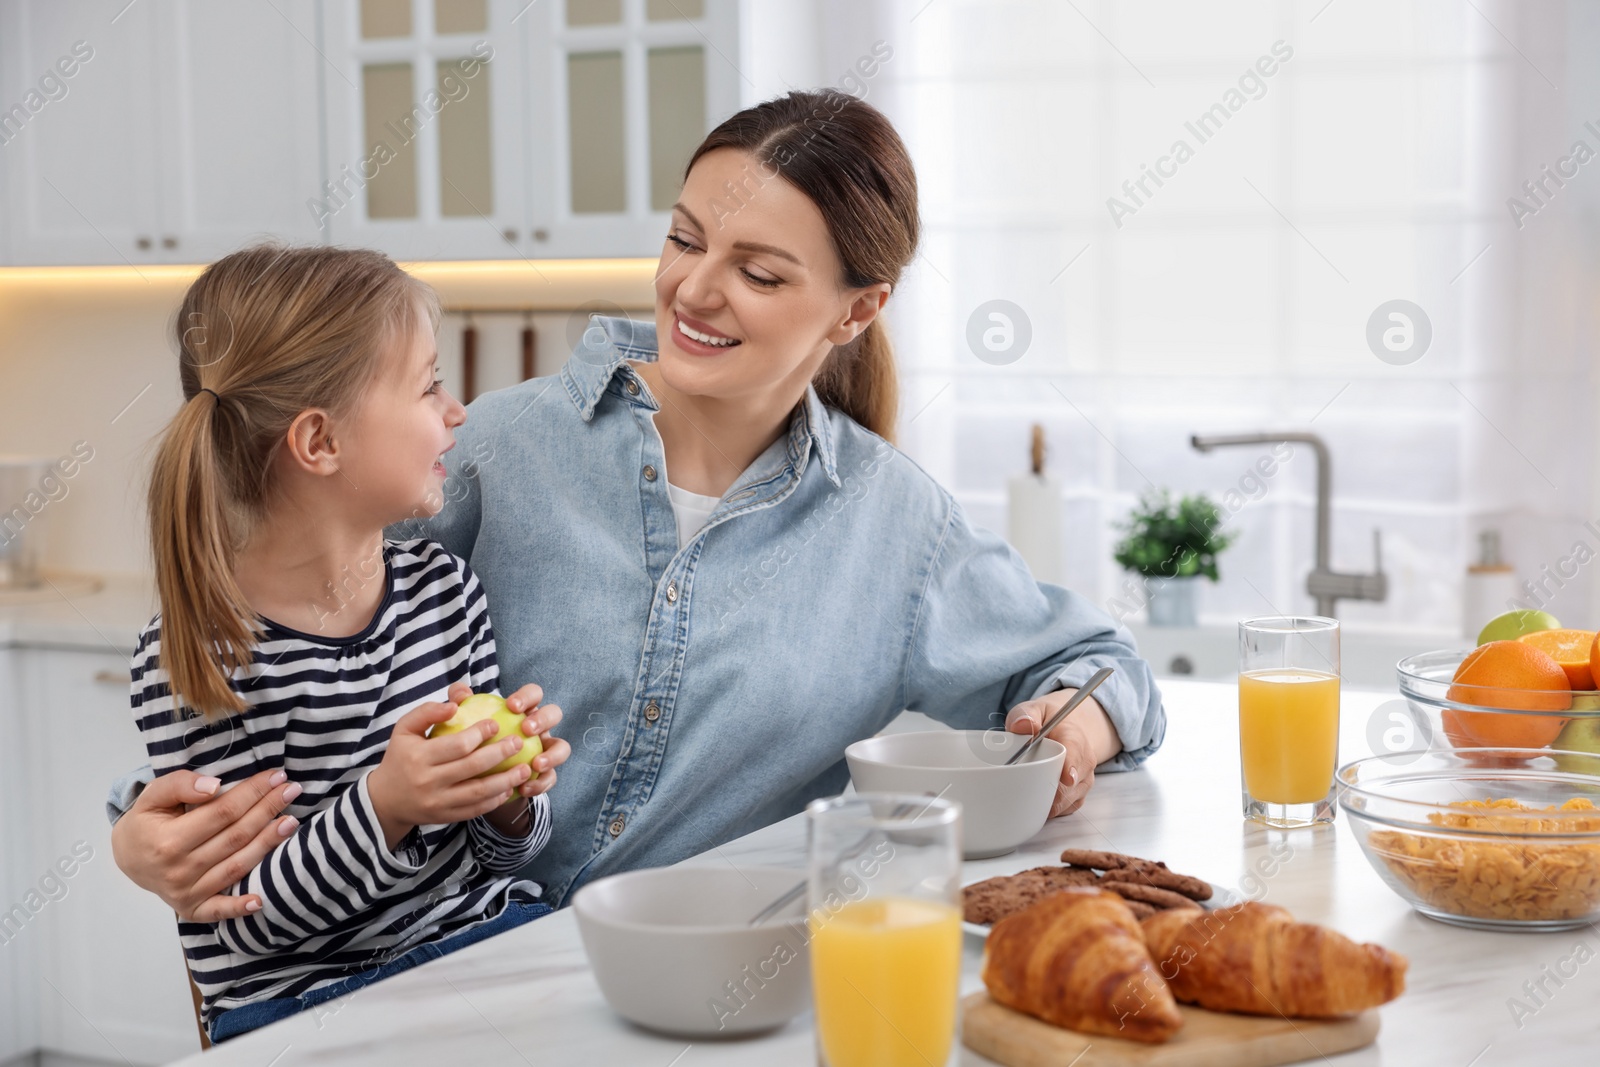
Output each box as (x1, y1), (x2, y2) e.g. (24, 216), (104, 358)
(167, 680), (1598, 1065)
(0, 570), (153, 654)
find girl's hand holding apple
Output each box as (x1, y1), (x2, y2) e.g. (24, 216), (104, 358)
(367, 693), (538, 849)
(367, 682), (569, 849)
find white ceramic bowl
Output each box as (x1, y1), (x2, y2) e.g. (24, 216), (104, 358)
(845, 730), (1065, 858)
(572, 865), (811, 1038)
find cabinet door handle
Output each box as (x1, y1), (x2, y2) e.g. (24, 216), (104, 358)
(136, 236), (152, 251)
(502, 228), (518, 243)
(161, 236), (178, 249)
(94, 669), (131, 686)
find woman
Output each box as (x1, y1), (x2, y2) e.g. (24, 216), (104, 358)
(110, 89), (1165, 920)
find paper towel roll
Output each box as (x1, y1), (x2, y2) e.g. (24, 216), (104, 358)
(1008, 473), (1064, 585)
(1463, 565), (1517, 639)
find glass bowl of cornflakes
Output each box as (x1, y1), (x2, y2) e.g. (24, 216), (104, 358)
(1339, 748), (1600, 931)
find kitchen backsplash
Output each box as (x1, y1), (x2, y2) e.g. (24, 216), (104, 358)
(0, 262), (653, 577)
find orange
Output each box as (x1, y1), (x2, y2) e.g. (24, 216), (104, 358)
(1516, 629), (1598, 689)
(1443, 640), (1571, 751)
(1591, 631), (1600, 695)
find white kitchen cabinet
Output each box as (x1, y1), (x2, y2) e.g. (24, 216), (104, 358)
(0, 2), (164, 266)
(150, 0), (326, 262)
(0, 648), (39, 1063)
(0, 0), (324, 266)
(12, 647), (198, 1065)
(0, 0), (739, 266)
(528, 0), (741, 258)
(320, 0), (528, 260)
(320, 0), (740, 260)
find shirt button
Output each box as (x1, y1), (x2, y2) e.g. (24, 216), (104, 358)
(644, 701), (661, 723)
(625, 378), (640, 396)
(643, 464), (658, 482)
(666, 581), (678, 604)
(609, 817), (625, 837)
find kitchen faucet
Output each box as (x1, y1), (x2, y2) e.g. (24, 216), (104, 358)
(1189, 432), (1387, 619)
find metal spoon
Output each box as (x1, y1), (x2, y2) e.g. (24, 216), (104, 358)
(1004, 667), (1115, 766)
(746, 795), (937, 927)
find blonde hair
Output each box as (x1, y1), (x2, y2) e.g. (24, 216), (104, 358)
(149, 244), (439, 718)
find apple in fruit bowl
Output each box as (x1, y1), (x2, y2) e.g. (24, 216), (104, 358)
(1551, 700), (1600, 774)
(1476, 609), (1561, 646)
(429, 693), (541, 776)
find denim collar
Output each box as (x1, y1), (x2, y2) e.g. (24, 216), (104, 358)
(562, 315), (841, 488)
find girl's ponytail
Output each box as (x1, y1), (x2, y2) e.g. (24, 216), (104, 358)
(148, 391), (257, 717)
(149, 244), (438, 719)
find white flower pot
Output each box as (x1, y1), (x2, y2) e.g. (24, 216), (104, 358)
(1145, 575), (1199, 628)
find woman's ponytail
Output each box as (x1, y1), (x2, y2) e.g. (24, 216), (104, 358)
(813, 318), (899, 443)
(147, 392), (257, 717)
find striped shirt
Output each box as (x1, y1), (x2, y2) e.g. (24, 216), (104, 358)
(130, 538), (552, 1028)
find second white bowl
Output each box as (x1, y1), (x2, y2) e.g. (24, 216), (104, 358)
(845, 730), (1065, 858)
(573, 865), (811, 1038)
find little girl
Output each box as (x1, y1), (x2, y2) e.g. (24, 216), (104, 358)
(131, 244), (568, 1042)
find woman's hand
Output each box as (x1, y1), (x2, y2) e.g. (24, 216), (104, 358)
(111, 767), (302, 922)
(1005, 688), (1122, 817)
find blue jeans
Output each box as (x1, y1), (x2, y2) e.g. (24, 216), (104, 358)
(209, 898), (553, 1043)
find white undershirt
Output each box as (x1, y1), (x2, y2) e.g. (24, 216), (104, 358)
(667, 481), (721, 549)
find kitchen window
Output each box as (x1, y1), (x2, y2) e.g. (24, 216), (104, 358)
(868, 0), (1581, 637)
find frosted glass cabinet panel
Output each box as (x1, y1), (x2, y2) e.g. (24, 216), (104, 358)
(362, 63), (421, 218)
(322, 0), (522, 259)
(647, 0), (703, 19)
(647, 45), (705, 211)
(568, 52), (627, 214)
(538, 0), (738, 257)
(568, 0), (623, 26)
(438, 57), (495, 216)
(360, 0), (412, 37)
(435, 0), (488, 33)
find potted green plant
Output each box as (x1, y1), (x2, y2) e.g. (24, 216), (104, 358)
(1112, 489), (1235, 627)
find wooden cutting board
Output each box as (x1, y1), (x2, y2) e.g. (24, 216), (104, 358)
(962, 993), (1380, 1067)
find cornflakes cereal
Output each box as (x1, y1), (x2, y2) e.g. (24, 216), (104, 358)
(1368, 798), (1600, 922)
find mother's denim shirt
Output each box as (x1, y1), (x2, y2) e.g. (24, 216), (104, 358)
(400, 317), (1165, 905)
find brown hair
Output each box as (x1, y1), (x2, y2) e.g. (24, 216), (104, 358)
(149, 244), (439, 718)
(686, 90), (919, 441)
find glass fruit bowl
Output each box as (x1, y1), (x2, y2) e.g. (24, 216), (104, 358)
(1338, 747), (1600, 931)
(1396, 649), (1600, 758)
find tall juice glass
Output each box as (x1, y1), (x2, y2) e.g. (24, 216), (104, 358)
(806, 794), (962, 1067)
(1239, 616), (1340, 827)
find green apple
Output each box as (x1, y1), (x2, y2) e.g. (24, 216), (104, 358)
(1551, 716), (1600, 774)
(1571, 692), (1600, 712)
(1476, 609), (1561, 646)
(429, 693), (541, 777)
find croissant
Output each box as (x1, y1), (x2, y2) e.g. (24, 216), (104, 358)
(1140, 902), (1407, 1018)
(981, 887), (1183, 1044)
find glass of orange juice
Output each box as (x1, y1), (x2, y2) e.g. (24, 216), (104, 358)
(1239, 616), (1340, 827)
(806, 794), (962, 1067)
